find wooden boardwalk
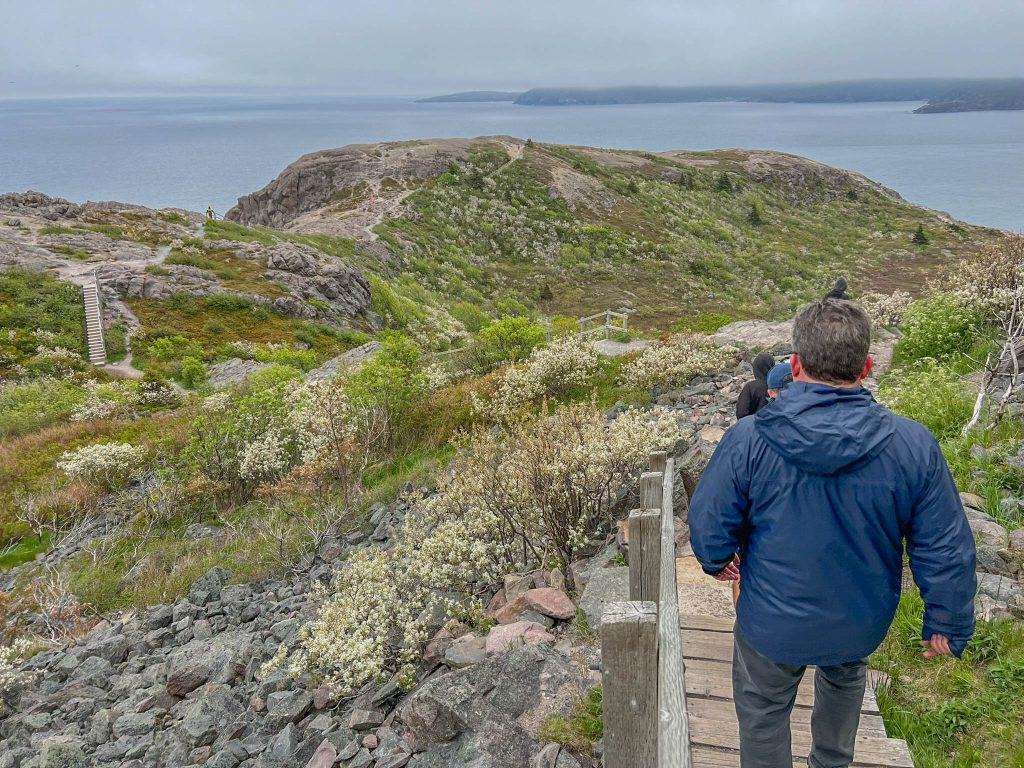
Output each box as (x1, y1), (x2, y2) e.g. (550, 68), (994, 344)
(679, 597), (915, 767)
(600, 456), (914, 767)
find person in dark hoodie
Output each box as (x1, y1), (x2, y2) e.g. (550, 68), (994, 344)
(689, 298), (976, 768)
(825, 276), (850, 300)
(736, 351), (775, 419)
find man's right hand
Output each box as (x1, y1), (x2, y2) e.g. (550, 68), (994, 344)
(921, 634), (952, 658)
(713, 553), (740, 582)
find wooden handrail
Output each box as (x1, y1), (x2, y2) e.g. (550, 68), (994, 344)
(602, 451), (693, 768)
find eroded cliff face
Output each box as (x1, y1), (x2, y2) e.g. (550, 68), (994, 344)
(225, 138), (501, 230)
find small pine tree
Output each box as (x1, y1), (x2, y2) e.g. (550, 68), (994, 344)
(626, 179), (640, 195)
(846, 189), (859, 201)
(748, 202), (764, 226)
(539, 283), (554, 302)
(717, 173), (734, 193)
(912, 224), (928, 245)
(525, 138), (534, 147)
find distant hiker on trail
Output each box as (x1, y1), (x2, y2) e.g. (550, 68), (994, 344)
(689, 298), (976, 768)
(206, 206), (215, 220)
(735, 351), (775, 419)
(825, 276), (850, 300)
(765, 360), (792, 400)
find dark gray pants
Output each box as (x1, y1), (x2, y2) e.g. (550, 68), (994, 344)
(732, 628), (867, 768)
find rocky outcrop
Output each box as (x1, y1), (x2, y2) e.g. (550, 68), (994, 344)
(226, 139), (496, 229)
(262, 242), (371, 318)
(99, 263), (221, 300)
(0, 191), (84, 221)
(399, 645), (586, 768)
(713, 319), (794, 354)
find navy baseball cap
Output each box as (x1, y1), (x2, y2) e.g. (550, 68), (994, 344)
(766, 361), (793, 391)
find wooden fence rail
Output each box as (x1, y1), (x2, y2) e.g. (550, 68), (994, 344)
(602, 451), (692, 768)
(579, 309), (629, 340)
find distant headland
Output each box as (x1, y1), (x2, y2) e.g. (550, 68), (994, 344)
(422, 78), (1024, 113)
(416, 91), (522, 103)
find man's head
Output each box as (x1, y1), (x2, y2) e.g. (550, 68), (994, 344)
(766, 361), (793, 398)
(791, 299), (873, 386)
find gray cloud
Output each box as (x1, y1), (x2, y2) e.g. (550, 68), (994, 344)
(2, 0), (1023, 96)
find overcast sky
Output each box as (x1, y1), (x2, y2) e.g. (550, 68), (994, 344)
(3, 0), (1023, 97)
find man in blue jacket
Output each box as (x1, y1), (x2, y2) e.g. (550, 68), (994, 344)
(689, 298), (976, 768)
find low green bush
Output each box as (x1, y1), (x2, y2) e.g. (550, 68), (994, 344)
(0, 379), (87, 438)
(451, 301), (491, 332)
(893, 294), (983, 366)
(179, 356), (208, 388)
(878, 358), (973, 440)
(473, 316), (546, 369)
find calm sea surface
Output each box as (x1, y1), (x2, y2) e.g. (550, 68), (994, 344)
(0, 96), (1021, 230)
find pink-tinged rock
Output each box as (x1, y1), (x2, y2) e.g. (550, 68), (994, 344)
(485, 620), (556, 656)
(250, 696), (266, 713)
(523, 588), (576, 620)
(190, 746), (212, 764)
(492, 595), (528, 624)
(422, 628), (455, 666)
(484, 588), (507, 616)
(504, 573), (535, 602)
(305, 739), (337, 768)
(362, 733), (379, 749)
(313, 684), (337, 710)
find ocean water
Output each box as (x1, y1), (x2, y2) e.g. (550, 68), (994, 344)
(0, 96), (1021, 230)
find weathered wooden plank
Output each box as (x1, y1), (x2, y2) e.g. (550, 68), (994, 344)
(629, 509), (662, 602)
(680, 629), (734, 662)
(656, 458), (691, 768)
(685, 697), (888, 739)
(603, 601), (659, 768)
(689, 747), (826, 768)
(680, 614), (735, 633)
(650, 450), (668, 476)
(688, 716), (914, 767)
(641, 471), (665, 511)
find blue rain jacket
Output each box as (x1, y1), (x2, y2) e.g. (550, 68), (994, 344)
(689, 381), (976, 665)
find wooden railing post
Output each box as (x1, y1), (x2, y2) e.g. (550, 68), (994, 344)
(629, 509), (662, 602)
(649, 450), (668, 476)
(640, 471), (664, 511)
(602, 601), (659, 768)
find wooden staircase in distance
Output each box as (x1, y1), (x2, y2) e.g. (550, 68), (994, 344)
(82, 276), (106, 366)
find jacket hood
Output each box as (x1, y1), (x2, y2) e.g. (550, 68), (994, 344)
(752, 352), (775, 382)
(754, 382), (895, 475)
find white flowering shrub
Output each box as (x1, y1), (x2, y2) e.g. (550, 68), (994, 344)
(0, 638), (38, 714)
(621, 334), (733, 391)
(69, 380), (134, 422)
(57, 442), (147, 489)
(942, 235), (1024, 313)
(24, 346), (83, 379)
(477, 337), (599, 420)
(132, 374), (180, 407)
(185, 371), (389, 505)
(281, 401), (678, 694)
(859, 291), (913, 329)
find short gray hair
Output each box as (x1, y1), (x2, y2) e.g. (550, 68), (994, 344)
(792, 299), (871, 384)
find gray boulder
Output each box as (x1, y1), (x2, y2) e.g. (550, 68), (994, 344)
(39, 736), (88, 768)
(713, 319), (793, 354)
(400, 644), (585, 768)
(180, 685), (245, 747)
(166, 631), (251, 696)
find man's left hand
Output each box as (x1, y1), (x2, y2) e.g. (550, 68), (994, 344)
(921, 634), (952, 658)
(712, 554), (740, 582)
